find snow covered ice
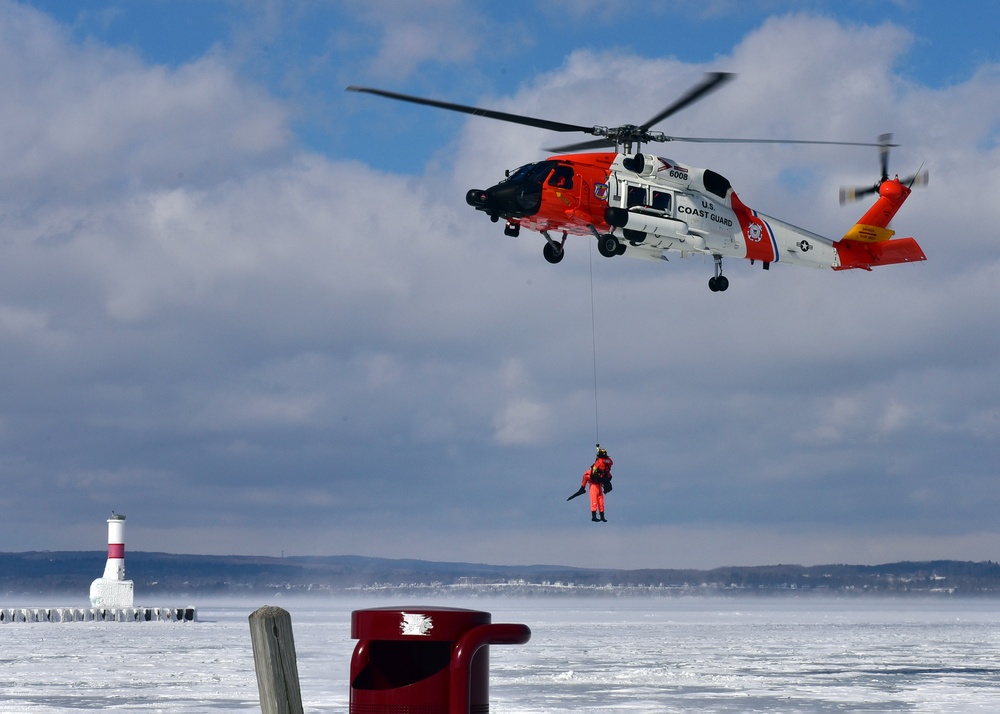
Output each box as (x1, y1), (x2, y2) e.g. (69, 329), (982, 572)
(2, 596), (999, 712)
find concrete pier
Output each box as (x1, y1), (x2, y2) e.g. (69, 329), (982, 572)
(0, 606), (197, 623)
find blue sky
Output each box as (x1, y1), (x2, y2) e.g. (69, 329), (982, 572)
(0, 1), (997, 569)
(32, 0), (1000, 167)
(30, 1), (1000, 168)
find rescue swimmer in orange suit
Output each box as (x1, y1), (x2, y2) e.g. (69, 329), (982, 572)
(581, 446), (613, 522)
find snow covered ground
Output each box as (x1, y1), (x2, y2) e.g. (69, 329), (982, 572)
(1, 595), (999, 712)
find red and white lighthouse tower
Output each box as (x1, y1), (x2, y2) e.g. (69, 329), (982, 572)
(89, 512), (134, 608)
(102, 511), (127, 580)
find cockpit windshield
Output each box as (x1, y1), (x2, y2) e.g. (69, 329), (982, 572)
(504, 160), (558, 186)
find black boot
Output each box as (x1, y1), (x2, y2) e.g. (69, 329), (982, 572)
(599, 512), (607, 522)
(591, 511), (599, 522)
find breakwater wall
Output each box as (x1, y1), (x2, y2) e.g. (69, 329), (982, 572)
(0, 606), (197, 623)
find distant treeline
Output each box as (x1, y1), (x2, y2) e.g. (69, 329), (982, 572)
(2, 551), (999, 597)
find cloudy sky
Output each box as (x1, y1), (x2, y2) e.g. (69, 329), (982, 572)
(1, 0), (997, 570)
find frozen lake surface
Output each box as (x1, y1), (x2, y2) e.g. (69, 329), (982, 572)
(1, 595), (999, 712)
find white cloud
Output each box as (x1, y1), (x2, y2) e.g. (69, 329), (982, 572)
(0, 3), (289, 206)
(494, 398), (553, 446)
(343, 0), (484, 80)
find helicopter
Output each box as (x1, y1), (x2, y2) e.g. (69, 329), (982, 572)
(347, 73), (926, 292)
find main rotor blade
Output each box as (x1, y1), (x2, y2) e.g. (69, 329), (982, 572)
(659, 135), (897, 147)
(639, 72), (735, 131)
(347, 86), (595, 134)
(548, 135), (893, 153)
(545, 138), (618, 153)
(351, 83), (897, 154)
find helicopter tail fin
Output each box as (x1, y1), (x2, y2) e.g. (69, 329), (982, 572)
(833, 175), (926, 270)
(833, 235), (926, 271)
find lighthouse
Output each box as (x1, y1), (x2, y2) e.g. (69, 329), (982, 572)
(89, 512), (134, 608)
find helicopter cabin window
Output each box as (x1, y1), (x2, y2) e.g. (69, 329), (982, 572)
(651, 190), (671, 212)
(626, 184), (647, 208)
(547, 164), (574, 189)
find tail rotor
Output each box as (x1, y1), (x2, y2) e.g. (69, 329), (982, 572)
(905, 165), (930, 190)
(839, 133), (928, 205)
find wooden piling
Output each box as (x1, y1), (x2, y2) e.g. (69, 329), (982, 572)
(249, 606), (304, 714)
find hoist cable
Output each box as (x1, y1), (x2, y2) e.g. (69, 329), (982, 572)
(588, 239), (600, 445)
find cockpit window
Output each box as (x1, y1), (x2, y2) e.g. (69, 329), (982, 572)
(547, 164), (574, 189)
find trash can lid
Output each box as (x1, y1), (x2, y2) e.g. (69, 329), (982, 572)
(352, 606), (491, 641)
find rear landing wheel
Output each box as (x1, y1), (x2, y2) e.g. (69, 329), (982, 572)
(708, 275), (729, 292)
(543, 242), (564, 264)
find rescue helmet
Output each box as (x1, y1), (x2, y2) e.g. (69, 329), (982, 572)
(596, 446), (608, 458)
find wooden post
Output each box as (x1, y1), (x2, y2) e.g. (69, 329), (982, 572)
(249, 605), (304, 714)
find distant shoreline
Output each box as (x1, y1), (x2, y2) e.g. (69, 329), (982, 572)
(3, 552), (999, 597)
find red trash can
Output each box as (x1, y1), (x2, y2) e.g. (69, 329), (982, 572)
(349, 606), (530, 714)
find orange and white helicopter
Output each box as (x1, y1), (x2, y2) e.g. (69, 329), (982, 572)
(348, 73), (926, 291)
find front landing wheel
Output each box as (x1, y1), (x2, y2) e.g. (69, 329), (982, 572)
(543, 242), (564, 264)
(597, 234), (620, 258)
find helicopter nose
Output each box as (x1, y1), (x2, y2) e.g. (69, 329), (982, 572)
(466, 182), (541, 218)
(466, 189), (489, 208)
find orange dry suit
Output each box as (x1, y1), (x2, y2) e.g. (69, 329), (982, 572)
(581, 455), (613, 519)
